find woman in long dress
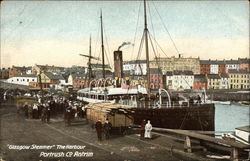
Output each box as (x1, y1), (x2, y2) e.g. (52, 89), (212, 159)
(144, 120), (152, 139)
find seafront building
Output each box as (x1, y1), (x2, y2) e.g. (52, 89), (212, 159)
(6, 74), (37, 86)
(123, 60), (147, 75)
(206, 74), (221, 89)
(150, 56), (200, 74)
(193, 74), (207, 90)
(68, 72), (87, 89)
(165, 70), (194, 90)
(2, 58), (249, 91)
(228, 69), (250, 89)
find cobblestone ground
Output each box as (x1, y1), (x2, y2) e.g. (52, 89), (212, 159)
(0, 100), (218, 161)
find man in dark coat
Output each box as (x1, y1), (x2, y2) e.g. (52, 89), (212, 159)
(103, 119), (112, 139)
(95, 120), (103, 141)
(41, 105), (46, 123)
(65, 106), (72, 126)
(140, 119), (146, 139)
(23, 103), (29, 118)
(46, 105), (51, 123)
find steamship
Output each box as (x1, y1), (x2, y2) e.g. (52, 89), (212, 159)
(77, 0), (215, 131)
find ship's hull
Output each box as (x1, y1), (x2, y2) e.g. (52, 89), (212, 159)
(133, 104), (215, 131)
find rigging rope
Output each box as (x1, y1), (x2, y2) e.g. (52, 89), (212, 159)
(131, 1), (142, 61)
(103, 23), (113, 70)
(148, 31), (162, 88)
(148, 2), (160, 59)
(148, 32), (168, 57)
(94, 20), (101, 63)
(152, 1), (180, 55)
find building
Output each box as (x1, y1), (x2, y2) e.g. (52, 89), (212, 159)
(210, 61), (219, 74)
(9, 66), (31, 78)
(218, 61), (226, 74)
(200, 60), (211, 74)
(123, 60), (147, 75)
(239, 58), (250, 71)
(200, 60), (226, 74)
(32, 64), (65, 74)
(7, 74), (37, 86)
(92, 70), (113, 79)
(151, 56), (200, 74)
(129, 75), (147, 88)
(193, 74), (207, 90)
(206, 74), (221, 89)
(91, 64), (112, 71)
(166, 70), (194, 90)
(149, 68), (163, 89)
(39, 72), (65, 88)
(68, 72), (87, 89)
(228, 69), (250, 89)
(225, 59), (240, 73)
(0, 68), (10, 79)
(65, 66), (87, 74)
(220, 74), (229, 89)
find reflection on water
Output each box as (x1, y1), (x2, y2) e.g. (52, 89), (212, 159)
(215, 103), (250, 132)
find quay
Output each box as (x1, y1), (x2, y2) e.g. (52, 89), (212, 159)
(1, 100), (249, 161)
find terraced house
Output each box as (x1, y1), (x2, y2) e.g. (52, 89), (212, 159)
(166, 70), (194, 90)
(228, 69), (250, 89)
(206, 74), (221, 89)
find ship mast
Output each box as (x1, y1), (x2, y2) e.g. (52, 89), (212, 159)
(100, 9), (105, 79)
(143, 0), (150, 97)
(88, 35), (92, 86)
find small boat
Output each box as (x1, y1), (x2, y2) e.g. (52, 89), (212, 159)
(222, 126), (250, 145)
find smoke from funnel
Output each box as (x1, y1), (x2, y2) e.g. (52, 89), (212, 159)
(118, 42), (133, 50)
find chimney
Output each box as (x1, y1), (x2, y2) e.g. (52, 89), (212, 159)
(113, 50), (123, 79)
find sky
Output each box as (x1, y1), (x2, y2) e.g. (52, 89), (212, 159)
(1, 0), (249, 69)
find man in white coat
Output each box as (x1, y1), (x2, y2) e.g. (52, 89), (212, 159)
(144, 120), (152, 139)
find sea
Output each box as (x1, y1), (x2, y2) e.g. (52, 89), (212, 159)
(215, 103), (250, 132)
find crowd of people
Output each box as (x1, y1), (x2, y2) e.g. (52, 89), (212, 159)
(1, 88), (154, 141)
(22, 98), (87, 125)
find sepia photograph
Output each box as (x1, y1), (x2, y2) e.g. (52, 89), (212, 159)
(0, 0), (249, 161)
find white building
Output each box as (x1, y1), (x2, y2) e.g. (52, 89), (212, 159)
(123, 60), (147, 75)
(220, 74), (229, 89)
(210, 64), (219, 74)
(7, 74), (37, 86)
(166, 71), (194, 90)
(225, 59), (240, 72)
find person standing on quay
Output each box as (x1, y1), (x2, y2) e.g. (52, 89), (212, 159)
(144, 120), (152, 139)
(46, 105), (51, 123)
(41, 105), (46, 123)
(140, 119), (146, 139)
(95, 120), (103, 141)
(28, 104), (33, 119)
(103, 119), (112, 139)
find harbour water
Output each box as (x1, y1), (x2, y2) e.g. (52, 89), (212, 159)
(215, 103), (250, 132)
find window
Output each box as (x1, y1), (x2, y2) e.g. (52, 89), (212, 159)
(17, 79), (19, 81)
(27, 79), (29, 82)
